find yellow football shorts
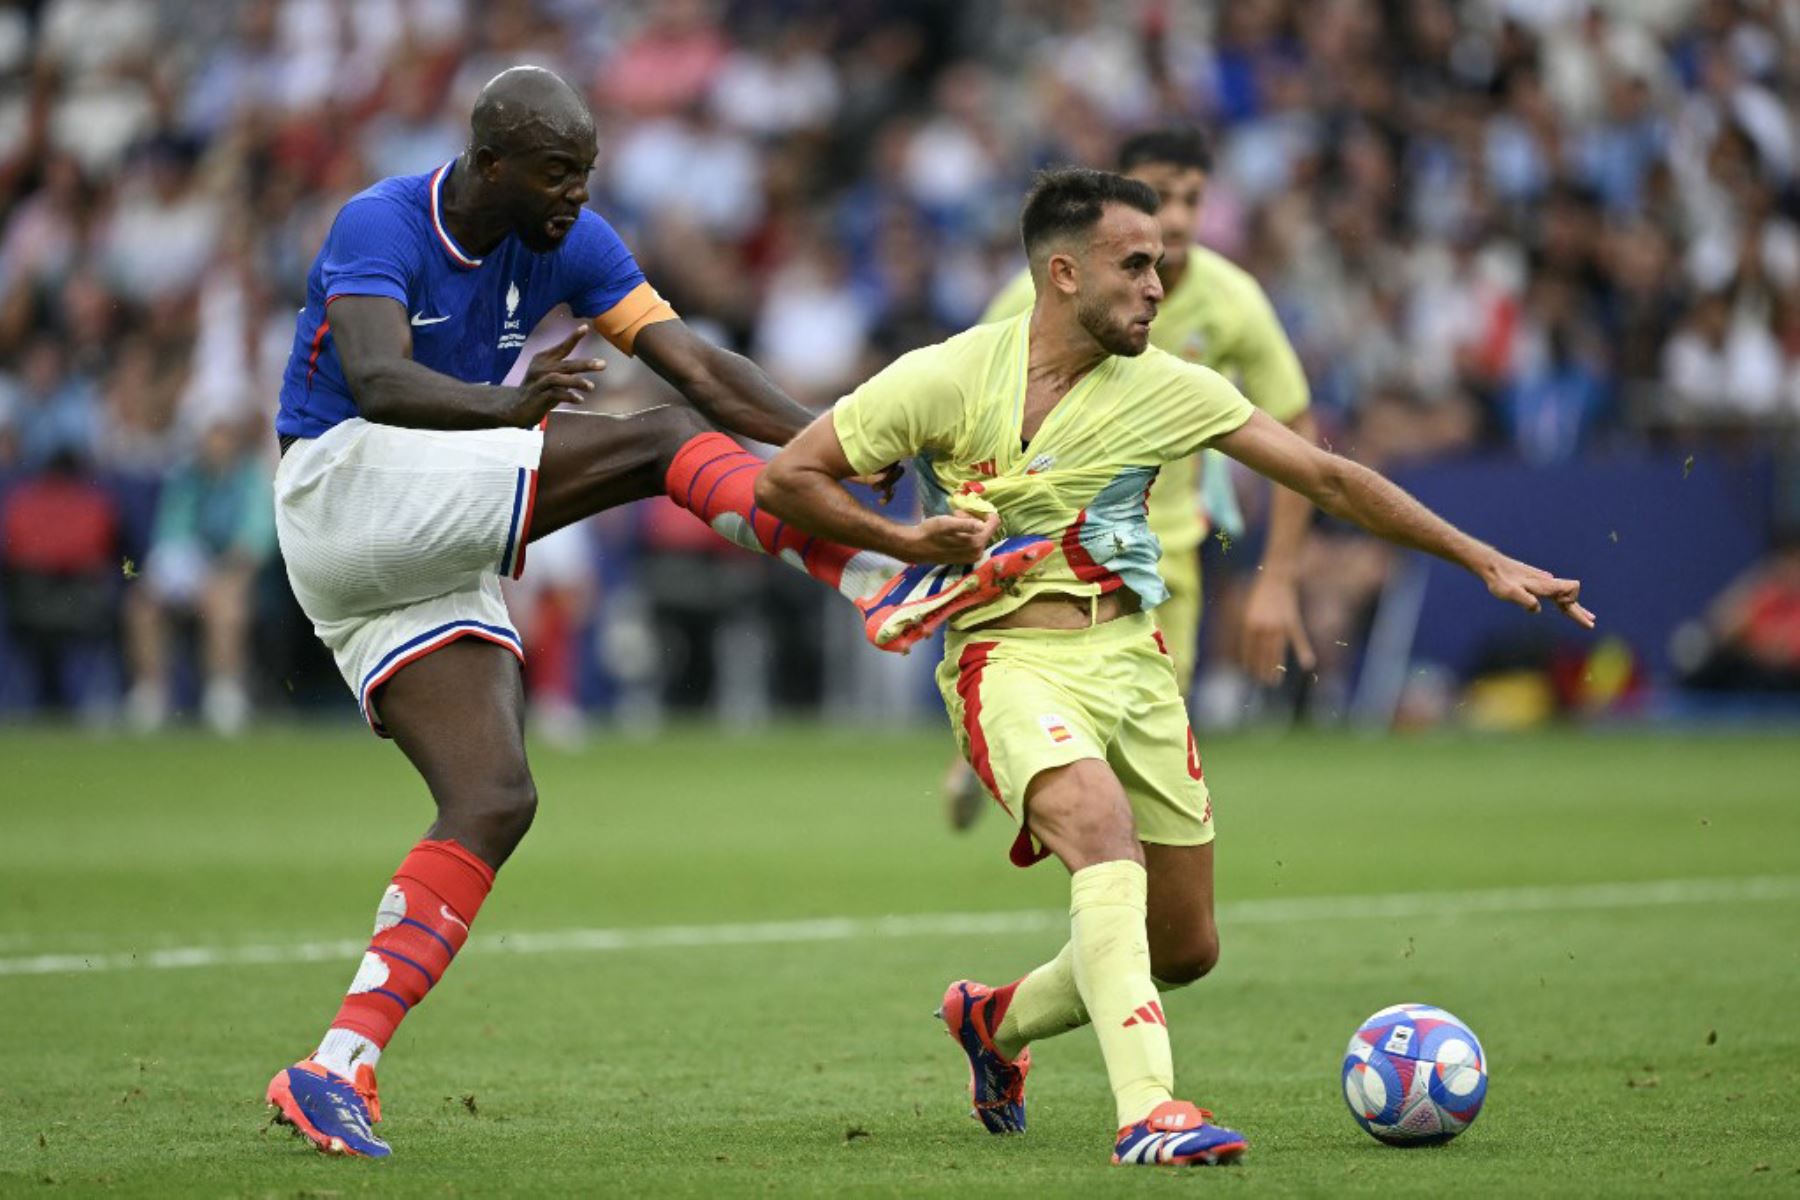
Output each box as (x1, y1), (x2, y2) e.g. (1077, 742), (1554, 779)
(1154, 543), (1203, 692)
(937, 611), (1215, 868)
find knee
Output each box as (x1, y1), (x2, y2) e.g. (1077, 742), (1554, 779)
(1152, 931), (1220, 988)
(484, 771), (538, 843)
(649, 404), (717, 473)
(1026, 762), (1142, 868)
(444, 768), (538, 860)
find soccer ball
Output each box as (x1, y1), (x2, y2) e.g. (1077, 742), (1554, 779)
(1341, 1003), (1487, 1146)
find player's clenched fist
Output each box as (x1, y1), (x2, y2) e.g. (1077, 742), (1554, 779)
(905, 511), (1001, 565)
(512, 328), (605, 425)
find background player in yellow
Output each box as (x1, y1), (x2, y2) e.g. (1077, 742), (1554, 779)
(757, 168), (1594, 1166)
(948, 126), (1318, 829)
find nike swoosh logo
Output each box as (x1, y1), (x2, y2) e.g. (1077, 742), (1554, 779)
(410, 312), (452, 326)
(439, 905), (470, 934)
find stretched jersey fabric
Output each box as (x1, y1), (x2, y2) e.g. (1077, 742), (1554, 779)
(980, 246), (1308, 553)
(276, 160), (668, 439)
(832, 313), (1254, 624)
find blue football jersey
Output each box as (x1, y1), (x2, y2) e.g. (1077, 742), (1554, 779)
(276, 160), (648, 439)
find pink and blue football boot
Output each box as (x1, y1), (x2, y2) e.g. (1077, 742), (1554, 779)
(938, 979), (1031, 1134)
(266, 1060), (390, 1158)
(859, 536), (1053, 653)
(1111, 1100), (1247, 1166)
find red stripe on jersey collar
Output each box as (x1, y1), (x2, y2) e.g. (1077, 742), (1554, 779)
(429, 161), (483, 270)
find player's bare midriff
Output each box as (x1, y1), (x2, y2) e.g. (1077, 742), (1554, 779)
(971, 588), (1142, 631)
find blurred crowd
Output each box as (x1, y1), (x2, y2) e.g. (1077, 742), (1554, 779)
(2, 0), (1798, 730)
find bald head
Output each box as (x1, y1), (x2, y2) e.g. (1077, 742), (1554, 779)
(471, 66), (594, 158)
(460, 67), (597, 254)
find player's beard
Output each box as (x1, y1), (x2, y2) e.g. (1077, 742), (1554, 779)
(1077, 291), (1151, 357)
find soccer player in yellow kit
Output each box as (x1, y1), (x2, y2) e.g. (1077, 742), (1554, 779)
(757, 168), (1593, 1167)
(982, 127), (1315, 686)
(947, 127), (1317, 830)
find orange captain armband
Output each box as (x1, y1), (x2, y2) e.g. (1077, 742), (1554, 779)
(589, 281), (678, 355)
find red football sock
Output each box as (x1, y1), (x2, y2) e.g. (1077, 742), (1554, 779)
(664, 432), (860, 592)
(328, 838), (495, 1049)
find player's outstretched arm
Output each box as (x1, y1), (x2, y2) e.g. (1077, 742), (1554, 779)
(634, 320), (817, 447)
(758, 413), (999, 565)
(334, 297), (602, 430)
(1211, 410), (1596, 628)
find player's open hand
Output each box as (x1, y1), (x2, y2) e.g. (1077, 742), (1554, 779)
(908, 512), (1000, 564)
(1240, 572), (1317, 684)
(1483, 553), (1596, 629)
(515, 328), (605, 425)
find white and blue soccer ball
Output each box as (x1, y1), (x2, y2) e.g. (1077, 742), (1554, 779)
(1342, 1003), (1487, 1146)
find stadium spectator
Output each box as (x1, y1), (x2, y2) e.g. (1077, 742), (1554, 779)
(592, 0), (730, 118)
(711, 22), (840, 139)
(753, 227), (871, 405)
(1500, 275), (1615, 463)
(1662, 286), (1788, 422)
(1, 342), (98, 471)
(98, 137), (219, 306)
(0, 448), (121, 714)
(1673, 539), (1800, 693)
(122, 416), (274, 734)
(95, 333), (185, 477)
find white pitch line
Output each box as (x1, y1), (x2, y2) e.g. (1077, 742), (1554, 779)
(2, 875), (1795, 980)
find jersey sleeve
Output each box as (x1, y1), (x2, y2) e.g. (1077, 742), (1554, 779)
(978, 268), (1035, 324)
(319, 199), (421, 306)
(560, 211), (678, 354)
(1228, 275), (1311, 424)
(831, 346), (964, 476)
(1142, 353), (1257, 461)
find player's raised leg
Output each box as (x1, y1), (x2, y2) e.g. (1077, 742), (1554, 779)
(267, 640), (530, 1157)
(529, 407), (1052, 652)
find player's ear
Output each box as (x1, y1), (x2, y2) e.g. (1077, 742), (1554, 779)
(1046, 250), (1080, 297)
(471, 145), (503, 181)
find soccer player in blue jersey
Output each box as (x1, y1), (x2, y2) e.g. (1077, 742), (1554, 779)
(262, 67), (1049, 1158)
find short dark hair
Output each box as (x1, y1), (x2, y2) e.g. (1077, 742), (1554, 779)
(1020, 167), (1159, 261)
(1117, 126), (1214, 174)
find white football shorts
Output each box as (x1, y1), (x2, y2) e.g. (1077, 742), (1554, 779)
(274, 417), (544, 736)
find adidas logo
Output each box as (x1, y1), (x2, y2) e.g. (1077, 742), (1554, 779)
(1122, 1000), (1167, 1028)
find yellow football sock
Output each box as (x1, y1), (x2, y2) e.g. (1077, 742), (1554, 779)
(995, 947), (1197, 1061)
(1068, 859), (1173, 1128)
(994, 942), (1085, 1060)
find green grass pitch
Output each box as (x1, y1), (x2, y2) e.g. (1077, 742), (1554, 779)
(2, 725), (1797, 1196)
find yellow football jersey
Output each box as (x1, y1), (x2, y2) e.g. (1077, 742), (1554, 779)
(832, 313), (1254, 627)
(979, 246), (1309, 553)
